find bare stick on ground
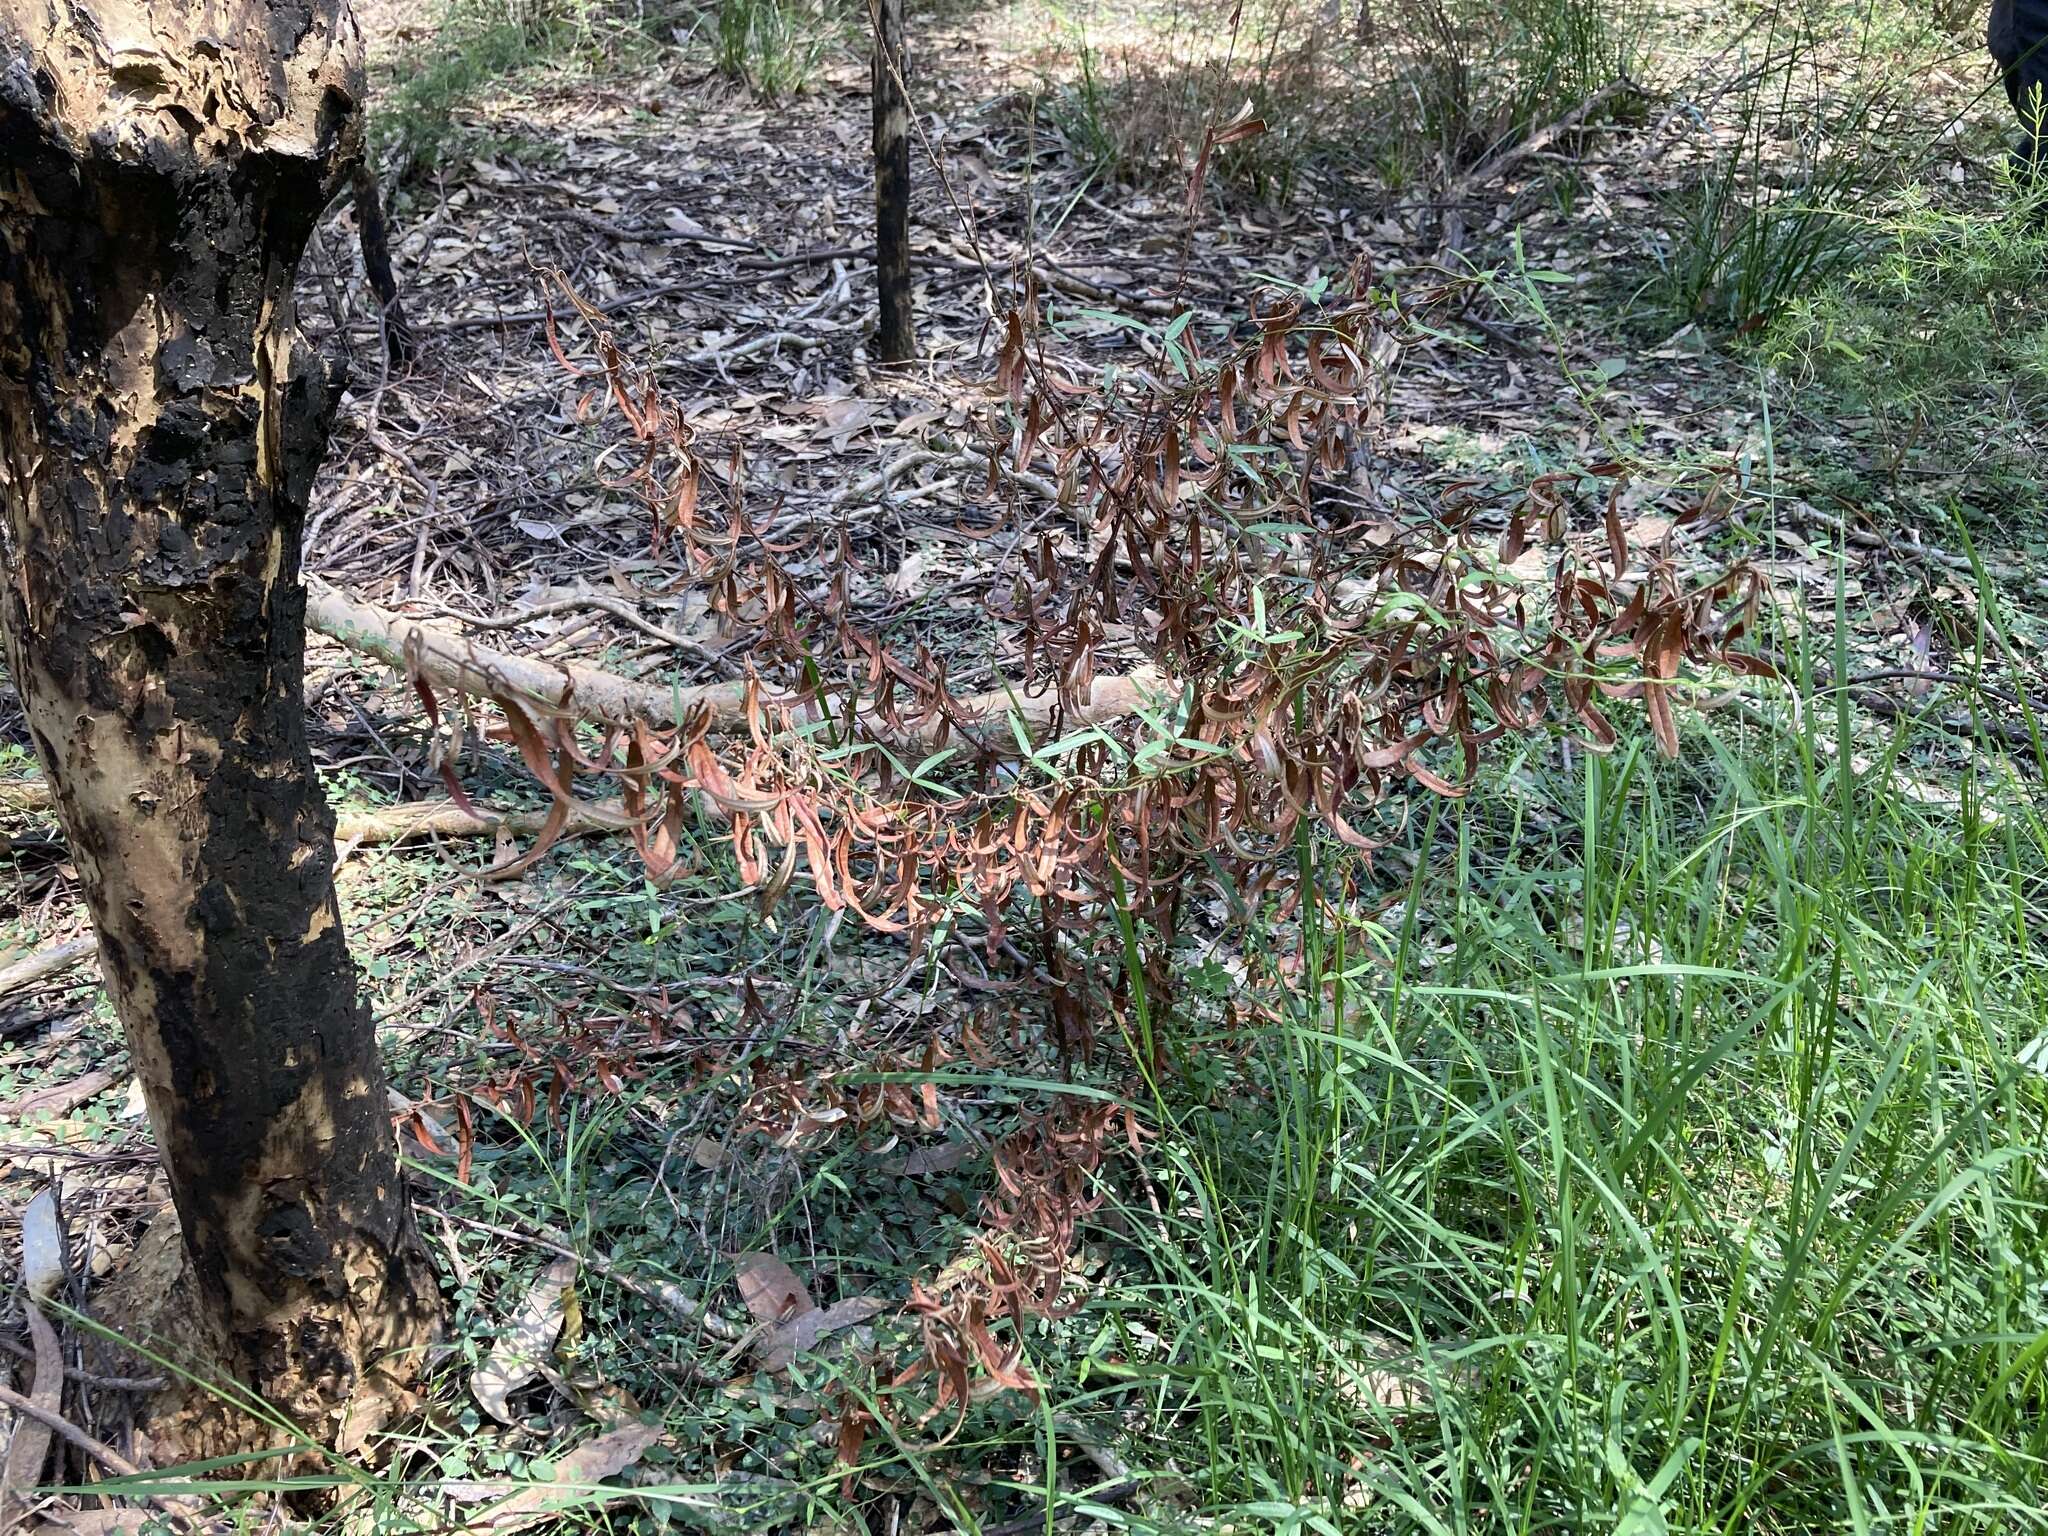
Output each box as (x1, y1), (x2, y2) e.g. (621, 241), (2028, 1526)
(0, 935), (96, 999)
(305, 580), (1167, 753)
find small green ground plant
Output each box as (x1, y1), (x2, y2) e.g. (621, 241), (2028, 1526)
(1765, 175), (2048, 529)
(1644, 0), (1980, 335)
(1372, 0), (1647, 170)
(374, 0), (646, 178)
(708, 0), (844, 98)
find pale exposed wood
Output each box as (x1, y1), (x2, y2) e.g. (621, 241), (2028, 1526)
(305, 579), (1169, 754)
(335, 797), (625, 846)
(0, 936), (95, 998)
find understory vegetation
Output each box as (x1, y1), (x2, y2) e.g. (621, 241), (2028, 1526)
(79, 654), (2044, 1532)
(6, 0), (2047, 1532)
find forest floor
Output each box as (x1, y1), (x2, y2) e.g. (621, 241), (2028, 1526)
(5, 1), (2048, 1533)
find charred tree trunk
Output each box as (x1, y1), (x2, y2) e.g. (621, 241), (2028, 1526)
(0, 0), (439, 1451)
(351, 165), (416, 366)
(871, 0), (915, 363)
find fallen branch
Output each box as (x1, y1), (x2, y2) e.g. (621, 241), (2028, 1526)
(306, 579), (1167, 754)
(427, 279), (708, 331)
(0, 794), (633, 859)
(336, 797), (629, 847)
(309, 579), (705, 727)
(453, 591), (720, 661)
(0, 1380), (149, 1484)
(0, 936), (95, 999)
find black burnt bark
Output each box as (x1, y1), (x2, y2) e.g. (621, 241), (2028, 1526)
(352, 165), (416, 366)
(0, 0), (439, 1450)
(872, 0), (916, 363)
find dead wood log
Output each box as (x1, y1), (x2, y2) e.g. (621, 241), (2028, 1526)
(303, 579), (1167, 754)
(0, 935), (95, 998)
(0, 797), (624, 889)
(0, 590), (1168, 837)
(334, 797), (625, 846)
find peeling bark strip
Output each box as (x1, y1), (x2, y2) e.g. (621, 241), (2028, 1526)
(0, 0), (439, 1447)
(871, 0), (915, 363)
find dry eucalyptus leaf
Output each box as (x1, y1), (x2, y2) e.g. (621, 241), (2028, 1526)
(733, 1251), (814, 1325)
(898, 1139), (972, 1176)
(473, 1419), (661, 1531)
(473, 1256), (578, 1423)
(21, 1186), (65, 1298)
(757, 1295), (888, 1373)
(884, 550), (927, 598)
(31, 1514), (154, 1535)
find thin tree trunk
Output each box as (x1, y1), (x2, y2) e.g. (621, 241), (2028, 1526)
(352, 165), (416, 366)
(871, 0), (916, 363)
(0, 0), (439, 1452)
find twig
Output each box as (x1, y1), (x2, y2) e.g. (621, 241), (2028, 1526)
(0, 1334), (164, 1392)
(452, 593), (719, 661)
(0, 1379), (147, 1478)
(427, 280), (708, 332)
(430, 1209), (741, 1343)
(686, 328), (833, 371)
(1033, 257), (1175, 316)
(547, 208), (760, 252)
(825, 449), (943, 510)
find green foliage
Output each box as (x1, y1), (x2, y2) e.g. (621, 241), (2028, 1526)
(1034, 0), (1646, 204)
(1036, 19), (1337, 203)
(374, 0), (617, 177)
(1646, 3), (1924, 333)
(1380, 0), (1648, 169)
(1764, 179), (2048, 523)
(1082, 648), (2048, 1529)
(709, 0), (844, 99)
